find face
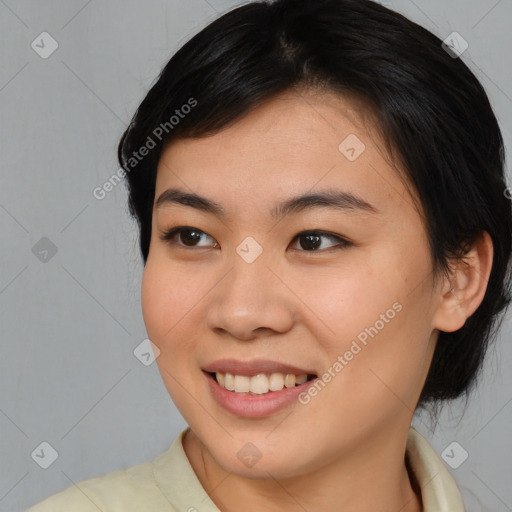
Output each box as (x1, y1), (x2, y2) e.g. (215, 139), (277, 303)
(142, 89), (442, 479)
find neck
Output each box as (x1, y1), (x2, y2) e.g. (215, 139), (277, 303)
(183, 425), (423, 512)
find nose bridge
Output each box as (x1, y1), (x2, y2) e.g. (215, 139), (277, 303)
(206, 238), (293, 339)
(226, 238), (275, 309)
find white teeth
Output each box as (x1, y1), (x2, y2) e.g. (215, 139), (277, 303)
(284, 374), (296, 388)
(214, 372), (311, 394)
(269, 373), (284, 391)
(250, 374), (269, 394)
(234, 375), (251, 393)
(295, 374), (307, 385)
(224, 373), (235, 391)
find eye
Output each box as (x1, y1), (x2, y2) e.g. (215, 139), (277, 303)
(159, 227), (352, 252)
(289, 230), (352, 252)
(159, 226), (218, 248)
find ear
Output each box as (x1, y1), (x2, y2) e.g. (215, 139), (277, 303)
(432, 231), (494, 333)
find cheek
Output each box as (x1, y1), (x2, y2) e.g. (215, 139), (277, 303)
(141, 256), (201, 340)
(141, 262), (168, 339)
(300, 250), (434, 403)
(141, 259), (204, 409)
(140, 255), (221, 384)
(293, 257), (398, 349)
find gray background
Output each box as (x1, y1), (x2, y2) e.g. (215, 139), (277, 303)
(0, 1), (510, 511)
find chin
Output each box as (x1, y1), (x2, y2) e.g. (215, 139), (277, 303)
(203, 435), (313, 480)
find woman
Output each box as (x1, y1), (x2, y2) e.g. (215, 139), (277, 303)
(28, 0), (512, 510)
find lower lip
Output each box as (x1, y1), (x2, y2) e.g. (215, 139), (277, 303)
(204, 371), (317, 418)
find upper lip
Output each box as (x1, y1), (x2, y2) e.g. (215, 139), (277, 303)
(202, 359), (316, 377)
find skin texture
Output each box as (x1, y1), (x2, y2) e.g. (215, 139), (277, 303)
(141, 88), (493, 512)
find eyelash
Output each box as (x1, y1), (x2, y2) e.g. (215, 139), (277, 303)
(159, 226), (352, 252)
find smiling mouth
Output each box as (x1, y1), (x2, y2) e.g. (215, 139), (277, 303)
(209, 371), (317, 395)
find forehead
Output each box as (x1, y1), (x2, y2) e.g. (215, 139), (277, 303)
(154, 89), (419, 219)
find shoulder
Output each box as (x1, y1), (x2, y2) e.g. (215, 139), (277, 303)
(27, 450), (177, 512)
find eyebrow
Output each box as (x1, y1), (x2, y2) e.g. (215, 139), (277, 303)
(155, 187), (379, 220)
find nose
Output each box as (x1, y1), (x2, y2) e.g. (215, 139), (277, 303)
(206, 250), (295, 341)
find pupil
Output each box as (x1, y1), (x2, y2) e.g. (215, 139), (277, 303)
(181, 229), (201, 246)
(301, 234), (321, 250)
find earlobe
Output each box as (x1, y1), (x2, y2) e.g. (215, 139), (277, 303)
(432, 231), (494, 333)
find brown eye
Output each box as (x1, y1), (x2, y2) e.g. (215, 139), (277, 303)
(159, 227), (350, 252)
(290, 231), (351, 252)
(178, 229), (205, 246)
(160, 227), (218, 248)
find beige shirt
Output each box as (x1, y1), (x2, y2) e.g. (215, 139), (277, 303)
(28, 426), (465, 511)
